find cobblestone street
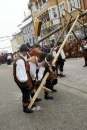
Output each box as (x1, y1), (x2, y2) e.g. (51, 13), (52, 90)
(63, 57), (87, 87)
(0, 58), (87, 130)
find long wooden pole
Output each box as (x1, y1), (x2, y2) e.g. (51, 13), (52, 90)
(52, 15), (79, 65)
(28, 15), (79, 109)
(36, 25), (62, 44)
(72, 30), (81, 44)
(28, 72), (49, 109)
(62, 14), (81, 45)
(33, 10), (87, 46)
(50, 20), (70, 53)
(64, 9), (87, 30)
(71, 6), (84, 12)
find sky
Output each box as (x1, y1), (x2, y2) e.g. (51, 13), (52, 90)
(0, 0), (30, 53)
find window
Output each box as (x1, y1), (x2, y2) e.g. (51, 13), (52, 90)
(39, 0), (43, 6)
(42, 0), (46, 4)
(35, 1), (39, 9)
(68, 0), (81, 12)
(59, 2), (65, 17)
(76, 0), (81, 8)
(49, 9), (51, 19)
(52, 8), (57, 18)
(29, 38), (31, 43)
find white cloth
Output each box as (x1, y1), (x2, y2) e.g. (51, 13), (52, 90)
(52, 51), (56, 57)
(79, 47), (82, 51)
(38, 66), (45, 81)
(29, 61), (36, 80)
(60, 49), (65, 59)
(84, 44), (87, 49)
(7, 55), (12, 60)
(16, 59), (28, 82)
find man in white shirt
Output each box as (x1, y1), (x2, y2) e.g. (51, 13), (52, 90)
(13, 44), (33, 113)
(7, 54), (12, 65)
(56, 42), (66, 77)
(27, 52), (47, 101)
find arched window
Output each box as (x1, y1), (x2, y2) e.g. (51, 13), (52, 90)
(35, 1), (39, 9)
(38, 0), (42, 6)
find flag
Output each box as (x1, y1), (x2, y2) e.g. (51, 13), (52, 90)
(34, 22), (42, 36)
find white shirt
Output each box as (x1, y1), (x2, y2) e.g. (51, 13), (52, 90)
(84, 44), (87, 49)
(52, 51), (56, 57)
(29, 61), (36, 80)
(61, 49), (65, 59)
(38, 66), (45, 81)
(16, 55), (28, 82)
(7, 55), (12, 60)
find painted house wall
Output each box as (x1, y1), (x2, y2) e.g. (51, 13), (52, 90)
(21, 21), (35, 45)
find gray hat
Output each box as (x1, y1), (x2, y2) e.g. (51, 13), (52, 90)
(19, 44), (29, 52)
(35, 44), (41, 48)
(46, 54), (54, 62)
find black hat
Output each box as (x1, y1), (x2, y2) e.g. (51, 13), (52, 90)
(57, 41), (62, 45)
(46, 54), (54, 62)
(19, 44), (29, 52)
(26, 42), (31, 47)
(38, 52), (47, 61)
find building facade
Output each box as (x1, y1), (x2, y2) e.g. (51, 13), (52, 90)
(58, 0), (85, 40)
(11, 14), (35, 52)
(28, 0), (61, 45)
(21, 20), (35, 45)
(28, 0), (86, 43)
(11, 30), (24, 52)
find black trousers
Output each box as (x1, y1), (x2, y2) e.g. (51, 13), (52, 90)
(15, 80), (30, 105)
(7, 59), (11, 65)
(57, 57), (64, 72)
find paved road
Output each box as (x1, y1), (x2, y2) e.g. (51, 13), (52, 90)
(0, 58), (87, 130)
(59, 57), (87, 92)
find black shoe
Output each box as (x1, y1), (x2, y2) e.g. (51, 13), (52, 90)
(57, 74), (60, 76)
(23, 107), (33, 113)
(60, 74), (66, 77)
(51, 88), (57, 92)
(35, 98), (42, 102)
(83, 65), (87, 67)
(44, 92), (53, 100)
(28, 101), (36, 108)
(51, 86), (57, 92)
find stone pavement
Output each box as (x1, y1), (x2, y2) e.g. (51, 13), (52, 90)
(0, 58), (87, 130)
(58, 57), (87, 93)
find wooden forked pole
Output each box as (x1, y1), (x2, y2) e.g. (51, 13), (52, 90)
(28, 14), (79, 109)
(72, 30), (81, 44)
(33, 9), (87, 46)
(52, 15), (79, 65)
(50, 20), (71, 53)
(62, 14), (81, 45)
(71, 6), (84, 12)
(36, 25), (62, 44)
(28, 72), (49, 109)
(64, 9), (87, 30)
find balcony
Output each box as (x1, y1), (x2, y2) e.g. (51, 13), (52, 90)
(36, 3), (46, 14)
(41, 18), (60, 31)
